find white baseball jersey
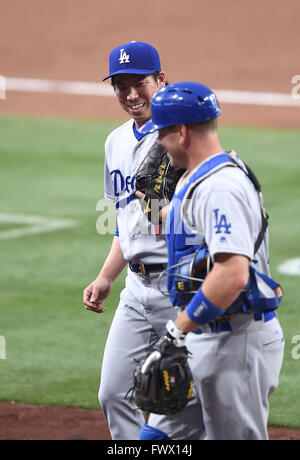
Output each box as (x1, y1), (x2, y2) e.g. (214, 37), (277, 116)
(104, 119), (168, 263)
(100, 119), (188, 440)
(181, 151), (274, 299)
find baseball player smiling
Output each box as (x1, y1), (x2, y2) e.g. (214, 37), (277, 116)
(83, 42), (203, 440)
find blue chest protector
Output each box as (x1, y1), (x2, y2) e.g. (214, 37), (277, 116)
(165, 153), (283, 320)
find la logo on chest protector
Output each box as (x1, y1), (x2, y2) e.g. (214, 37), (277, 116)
(119, 49), (130, 64)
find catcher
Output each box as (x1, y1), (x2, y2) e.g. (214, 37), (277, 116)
(132, 81), (285, 440)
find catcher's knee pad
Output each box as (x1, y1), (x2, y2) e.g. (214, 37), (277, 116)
(139, 422), (170, 440)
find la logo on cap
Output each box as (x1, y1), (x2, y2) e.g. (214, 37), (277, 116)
(119, 49), (130, 64)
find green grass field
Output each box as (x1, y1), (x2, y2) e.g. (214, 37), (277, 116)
(0, 114), (299, 428)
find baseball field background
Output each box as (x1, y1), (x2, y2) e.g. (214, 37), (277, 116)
(1, 0), (300, 440)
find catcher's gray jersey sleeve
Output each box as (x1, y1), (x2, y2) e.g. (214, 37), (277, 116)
(199, 167), (274, 299)
(203, 189), (254, 260)
(190, 167), (263, 261)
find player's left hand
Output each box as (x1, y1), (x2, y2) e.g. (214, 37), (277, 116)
(83, 277), (112, 313)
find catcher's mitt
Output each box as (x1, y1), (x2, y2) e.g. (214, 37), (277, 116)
(135, 140), (185, 223)
(130, 334), (194, 415)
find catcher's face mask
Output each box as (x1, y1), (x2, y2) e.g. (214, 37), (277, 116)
(158, 245), (212, 306)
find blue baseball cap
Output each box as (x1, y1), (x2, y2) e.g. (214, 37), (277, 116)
(141, 82), (221, 133)
(102, 41), (161, 81)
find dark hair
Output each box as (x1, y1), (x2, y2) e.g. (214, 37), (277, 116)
(152, 71), (170, 86)
(111, 72), (169, 89)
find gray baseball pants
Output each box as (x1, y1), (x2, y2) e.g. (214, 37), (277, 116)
(98, 269), (205, 440)
(150, 313), (284, 440)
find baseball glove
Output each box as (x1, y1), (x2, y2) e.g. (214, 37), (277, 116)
(129, 330), (194, 415)
(135, 140), (185, 224)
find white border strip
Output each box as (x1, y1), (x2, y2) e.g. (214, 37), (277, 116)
(4, 77), (300, 107)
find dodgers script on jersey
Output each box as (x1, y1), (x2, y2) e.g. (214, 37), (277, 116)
(104, 119), (167, 263)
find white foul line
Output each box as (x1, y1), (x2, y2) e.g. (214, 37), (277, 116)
(215, 89), (300, 107)
(0, 213), (77, 240)
(277, 258), (300, 276)
(6, 77), (114, 97)
(4, 77), (300, 108)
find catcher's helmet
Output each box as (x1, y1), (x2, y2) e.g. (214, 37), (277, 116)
(141, 81), (221, 133)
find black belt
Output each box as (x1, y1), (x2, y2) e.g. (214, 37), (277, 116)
(129, 262), (166, 276)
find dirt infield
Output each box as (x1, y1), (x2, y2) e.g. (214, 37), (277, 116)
(0, 0), (299, 441)
(1, 0), (300, 127)
(0, 402), (299, 441)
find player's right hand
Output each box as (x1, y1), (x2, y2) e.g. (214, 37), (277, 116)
(83, 277), (112, 314)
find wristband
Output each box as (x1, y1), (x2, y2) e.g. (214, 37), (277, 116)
(186, 288), (225, 325)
